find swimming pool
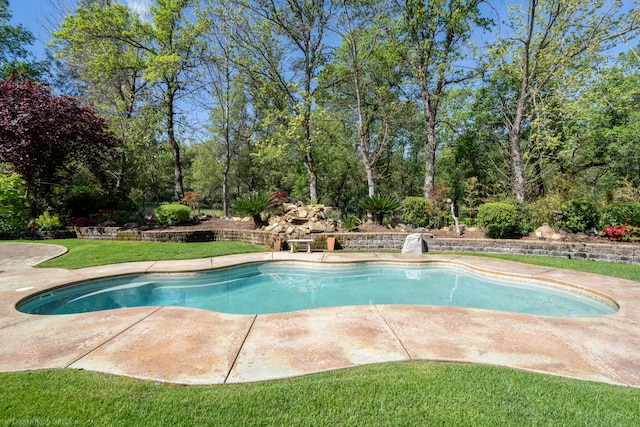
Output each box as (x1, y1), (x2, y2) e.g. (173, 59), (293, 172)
(17, 262), (617, 317)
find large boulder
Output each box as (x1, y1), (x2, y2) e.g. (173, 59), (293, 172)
(535, 223), (564, 241)
(402, 233), (426, 254)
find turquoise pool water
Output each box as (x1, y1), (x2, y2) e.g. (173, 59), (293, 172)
(17, 262), (617, 317)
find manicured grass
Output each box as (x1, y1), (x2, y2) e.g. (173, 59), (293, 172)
(444, 252), (640, 282)
(33, 239), (264, 269)
(1, 362), (639, 426)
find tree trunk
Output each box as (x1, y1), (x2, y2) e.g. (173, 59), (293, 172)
(508, 0), (535, 203)
(222, 66), (231, 218)
(304, 157), (318, 202)
(423, 105), (438, 200)
(222, 161), (230, 217)
(166, 90), (184, 201)
(508, 110), (527, 202)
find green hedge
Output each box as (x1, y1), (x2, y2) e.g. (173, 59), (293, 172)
(477, 201), (531, 239)
(555, 199), (599, 233)
(155, 204), (192, 226)
(401, 197), (432, 228)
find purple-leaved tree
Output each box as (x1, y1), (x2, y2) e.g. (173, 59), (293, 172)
(0, 77), (118, 214)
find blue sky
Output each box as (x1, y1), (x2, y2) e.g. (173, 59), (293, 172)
(9, 0), (55, 58)
(8, 1), (151, 59)
(8, 0), (638, 61)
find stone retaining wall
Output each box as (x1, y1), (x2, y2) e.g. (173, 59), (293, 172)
(71, 227), (640, 265)
(0, 230), (77, 240)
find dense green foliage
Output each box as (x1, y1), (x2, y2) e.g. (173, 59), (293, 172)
(477, 201), (530, 239)
(59, 185), (110, 218)
(1, 363), (639, 426)
(599, 202), (640, 228)
(0, 173), (28, 232)
(33, 212), (61, 231)
(154, 204), (192, 226)
(556, 199), (600, 233)
(401, 197), (432, 228)
(0, 0), (42, 79)
(1, 0), (638, 232)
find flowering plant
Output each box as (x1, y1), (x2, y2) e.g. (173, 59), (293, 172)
(601, 225), (640, 242)
(97, 209), (115, 219)
(73, 217), (96, 227)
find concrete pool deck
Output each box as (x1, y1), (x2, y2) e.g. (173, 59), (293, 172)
(1, 242), (639, 387)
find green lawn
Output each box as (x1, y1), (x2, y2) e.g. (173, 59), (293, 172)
(1, 362), (639, 426)
(444, 252), (640, 282)
(4, 239), (640, 424)
(34, 239), (265, 269)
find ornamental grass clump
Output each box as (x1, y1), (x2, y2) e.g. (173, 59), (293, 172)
(359, 194), (401, 225)
(339, 214), (359, 231)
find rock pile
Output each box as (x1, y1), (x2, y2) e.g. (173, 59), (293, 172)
(264, 202), (337, 235)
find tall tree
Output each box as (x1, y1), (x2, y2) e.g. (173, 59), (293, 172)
(53, 0), (206, 201)
(232, 0), (334, 202)
(489, 0), (639, 201)
(329, 0), (404, 197)
(0, 78), (118, 214)
(198, 2), (255, 216)
(142, 0), (205, 201)
(559, 50), (640, 190)
(385, 0), (491, 199)
(52, 2), (153, 196)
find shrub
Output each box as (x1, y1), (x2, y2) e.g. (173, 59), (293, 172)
(510, 199), (532, 236)
(599, 202), (640, 228)
(0, 173), (29, 232)
(61, 185), (109, 217)
(270, 190), (290, 205)
(73, 217), (96, 227)
(526, 194), (565, 229)
(97, 209), (130, 226)
(231, 192), (275, 228)
(359, 194), (401, 225)
(401, 197), (432, 228)
(601, 225), (640, 242)
(34, 212), (62, 231)
(555, 199), (599, 233)
(477, 201), (530, 239)
(155, 204), (192, 226)
(181, 191), (202, 210)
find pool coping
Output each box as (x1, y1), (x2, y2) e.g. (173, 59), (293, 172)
(1, 247), (640, 387)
